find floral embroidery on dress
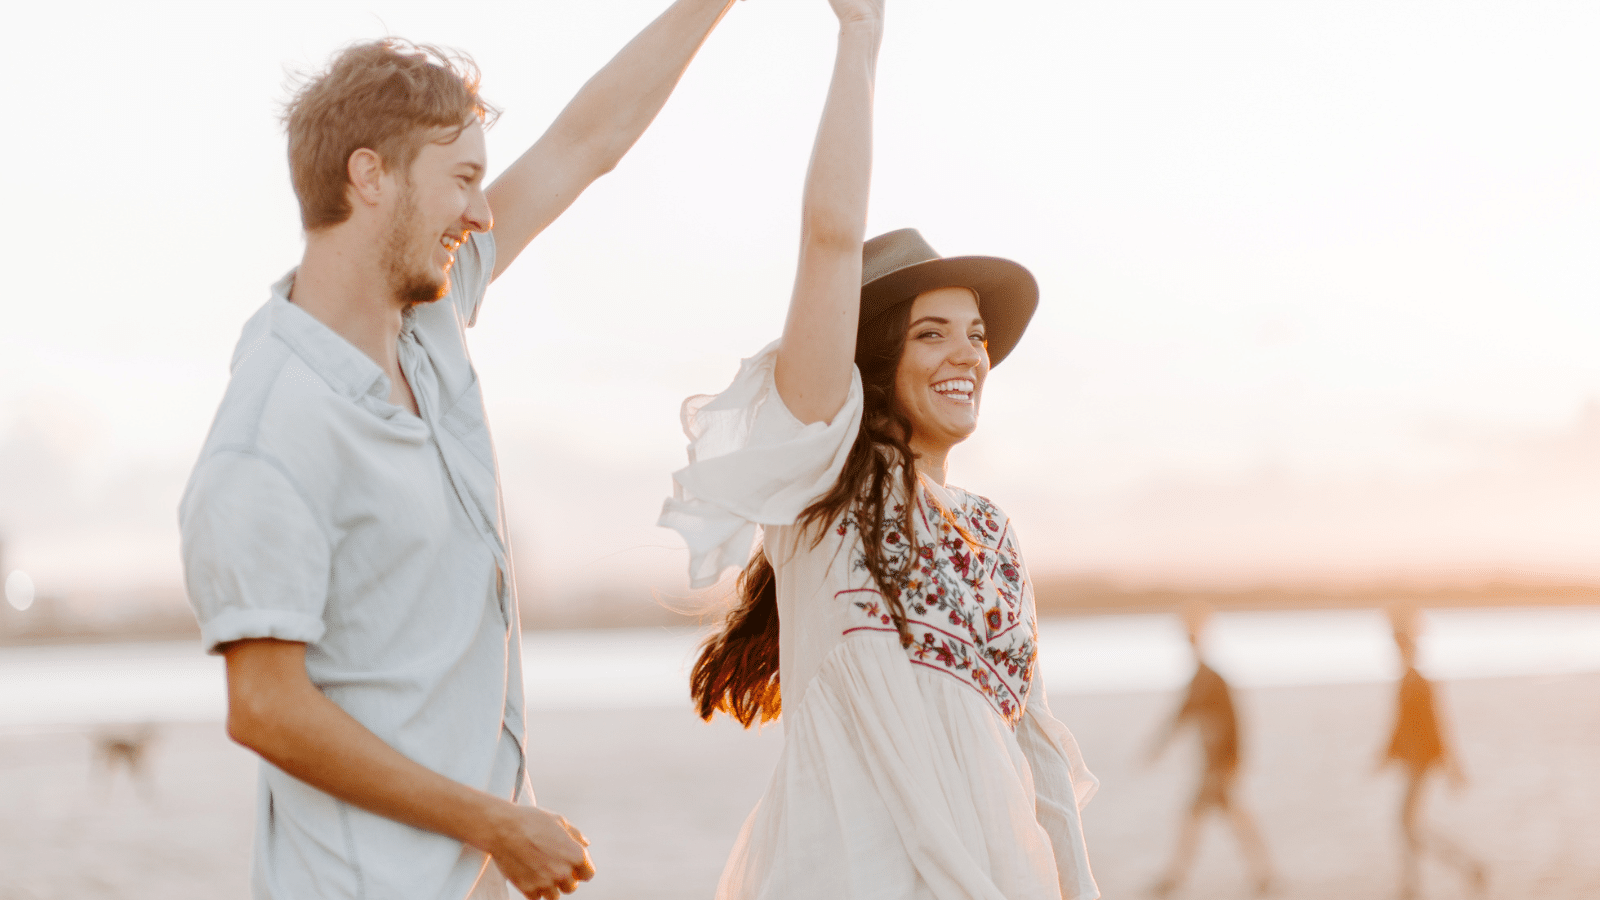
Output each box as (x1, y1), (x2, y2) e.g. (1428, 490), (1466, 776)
(838, 486), (1037, 726)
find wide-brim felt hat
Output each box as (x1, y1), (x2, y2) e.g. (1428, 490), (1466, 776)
(860, 228), (1039, 367)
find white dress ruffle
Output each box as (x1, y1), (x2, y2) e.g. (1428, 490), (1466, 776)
(659, 340), (863, 589)
(660, 342), (1098, 900)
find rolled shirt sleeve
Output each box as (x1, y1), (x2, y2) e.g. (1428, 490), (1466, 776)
(658, 340), (864, 588)
(180, 449), (332, 654)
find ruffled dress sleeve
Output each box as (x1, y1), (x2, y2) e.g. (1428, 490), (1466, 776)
(1019, 677), (1100, 898)
(1016, 557), (1100, 898)
(658, 340), (864, 588)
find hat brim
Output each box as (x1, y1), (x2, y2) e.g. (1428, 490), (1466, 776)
(860, 255), (1039, 367)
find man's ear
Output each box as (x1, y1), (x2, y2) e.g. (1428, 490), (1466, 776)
(346, 148), (387, 208)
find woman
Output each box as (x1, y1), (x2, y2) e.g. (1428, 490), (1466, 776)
(659, 1), (1097, 897)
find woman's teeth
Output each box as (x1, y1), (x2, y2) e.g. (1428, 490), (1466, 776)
(932, 379), (975, 401)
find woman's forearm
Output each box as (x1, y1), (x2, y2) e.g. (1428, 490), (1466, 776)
(799, 20), (883, 253)
(776, 14), (885, 424)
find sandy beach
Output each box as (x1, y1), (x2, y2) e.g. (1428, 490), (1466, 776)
(3, 672), (1597, 900)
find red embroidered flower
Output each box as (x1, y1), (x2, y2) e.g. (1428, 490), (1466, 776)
(844, 490), (1042, 727)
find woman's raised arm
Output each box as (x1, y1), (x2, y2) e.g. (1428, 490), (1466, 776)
(773, 0), (885, 425)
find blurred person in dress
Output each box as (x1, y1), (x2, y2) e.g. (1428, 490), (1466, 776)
(1381, 607), (1487, 899)
(1145, 600), (1274, 897)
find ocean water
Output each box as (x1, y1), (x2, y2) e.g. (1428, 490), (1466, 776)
(2, 608), (1598, 728)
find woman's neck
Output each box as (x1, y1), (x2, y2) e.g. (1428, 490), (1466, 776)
(910, 443), (950, 486)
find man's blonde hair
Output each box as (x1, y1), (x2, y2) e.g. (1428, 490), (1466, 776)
(283, 39), (499, 230)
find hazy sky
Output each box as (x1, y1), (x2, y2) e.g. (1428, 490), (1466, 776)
(2, 1), (1598, 604)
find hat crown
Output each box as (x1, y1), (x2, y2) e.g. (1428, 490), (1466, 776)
(862, 228), (942, 286)
(856, 226), (1040, 368)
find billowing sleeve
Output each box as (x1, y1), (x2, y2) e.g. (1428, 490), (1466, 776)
(658, 340), (863, 588)
(179, 450), (332, 654)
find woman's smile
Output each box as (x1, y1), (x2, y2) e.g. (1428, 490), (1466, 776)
(894, 286), (990, 466)
(931, 378), (976, 403)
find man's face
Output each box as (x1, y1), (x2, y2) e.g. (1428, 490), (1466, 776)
(380, 120), (492, 307)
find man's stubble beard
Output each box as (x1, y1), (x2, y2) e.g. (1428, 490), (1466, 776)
(381, 182), (451, 309)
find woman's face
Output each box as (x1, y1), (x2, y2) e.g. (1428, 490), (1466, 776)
(893, 286), (990, 455)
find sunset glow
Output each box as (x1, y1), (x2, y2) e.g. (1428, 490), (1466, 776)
(1, 1), (1596, 608)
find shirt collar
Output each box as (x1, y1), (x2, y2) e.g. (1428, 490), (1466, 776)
(266, 270), (390, 403)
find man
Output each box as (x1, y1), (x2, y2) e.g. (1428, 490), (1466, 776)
(1145, 600), (1274, 897)
(179, 4), (739, 898)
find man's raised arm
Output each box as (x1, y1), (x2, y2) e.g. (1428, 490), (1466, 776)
(486, 0), (740, 280)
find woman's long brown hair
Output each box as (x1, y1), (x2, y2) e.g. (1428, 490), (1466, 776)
(691, 299), (925, 726)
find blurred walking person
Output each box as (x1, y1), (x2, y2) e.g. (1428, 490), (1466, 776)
(1146, 601), (1273, 896)
(1382, 607), (1487, 899)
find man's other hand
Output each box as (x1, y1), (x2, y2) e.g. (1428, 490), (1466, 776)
(484, 805), (595, 899)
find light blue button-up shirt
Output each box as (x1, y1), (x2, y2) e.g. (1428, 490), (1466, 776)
(180, 232), (528, 899)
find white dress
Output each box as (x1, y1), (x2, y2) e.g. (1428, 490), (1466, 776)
(661, 342), (1099, 900)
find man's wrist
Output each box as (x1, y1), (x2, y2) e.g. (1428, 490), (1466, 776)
(459, 792), (519, 854)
